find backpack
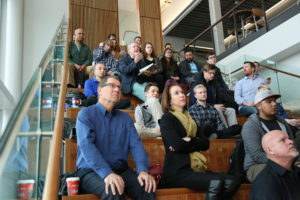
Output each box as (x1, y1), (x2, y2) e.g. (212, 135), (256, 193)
(63, 118), (77, 139)
(227, 140), (248, 184)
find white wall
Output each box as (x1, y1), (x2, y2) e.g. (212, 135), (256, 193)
(161, 0), (202, 35)
(217, 13), (300, 104)
(218, 13), (300, 69)
(22, 0), (68, 90)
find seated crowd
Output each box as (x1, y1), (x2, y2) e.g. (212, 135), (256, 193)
(66, 28), (300, 200)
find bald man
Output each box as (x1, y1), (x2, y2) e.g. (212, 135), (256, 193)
(250, 130), (300, 200)
(68, 28), (93, 88)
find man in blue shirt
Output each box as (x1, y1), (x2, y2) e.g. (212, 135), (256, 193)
(76, 76), (156, 199)
(178, 49), (202, 84)
(234, 61), (264, 115)
(84, 63), (130, 108)
(84, 63), (107, 97)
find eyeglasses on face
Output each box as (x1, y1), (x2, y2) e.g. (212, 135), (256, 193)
(102, 83), (122, 90)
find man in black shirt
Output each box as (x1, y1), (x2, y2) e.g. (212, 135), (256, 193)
(251, 130), (300, 200)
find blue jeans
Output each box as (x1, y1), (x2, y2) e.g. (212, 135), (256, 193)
(238, 105), (258, 116)
(133, 82), (147, 101)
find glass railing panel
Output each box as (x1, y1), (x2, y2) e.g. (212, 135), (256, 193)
(0, 18), (67, 200)
(177, 0), (300, 59)
(223, 54), (300, 114)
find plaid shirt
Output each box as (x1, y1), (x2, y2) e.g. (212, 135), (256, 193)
(188, 101), (225, 131)
(93, 46), (118, 72)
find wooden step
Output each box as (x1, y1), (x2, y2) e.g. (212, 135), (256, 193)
(65, 107), (135, 122)
(66, 107), (248, 126)
(64, 138), (239, 174)
(63, 138), (248, 200)
(121, 94), (143, 108)
(62, 184), (250, 200)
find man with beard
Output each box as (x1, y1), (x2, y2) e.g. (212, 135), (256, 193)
(67, 28), (93, 88)
(234, 61), (264, 115)
(242, 87), (300, 182)
(178, 49), (202, 84)
(84, 63), (130, 108)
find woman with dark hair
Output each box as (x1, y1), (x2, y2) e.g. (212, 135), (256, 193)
(161, 48), (181, 82)
(107, 33), (121, 56)
(159, 82), (240, 200)
(140, 42), (165, 92)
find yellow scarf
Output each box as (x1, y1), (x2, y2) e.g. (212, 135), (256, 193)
(170, 109), (207, 172)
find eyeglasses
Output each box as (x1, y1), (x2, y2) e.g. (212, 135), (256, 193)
(102, 83), (122, 90)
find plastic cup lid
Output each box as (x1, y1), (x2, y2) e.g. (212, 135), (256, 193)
(17, 180), (35, 184)
(66, 177), (80, 181)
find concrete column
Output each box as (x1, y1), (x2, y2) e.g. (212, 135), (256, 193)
(4, 0), (24, 101)
(208, 0), (225, 55)
(1, 0), (24, 133)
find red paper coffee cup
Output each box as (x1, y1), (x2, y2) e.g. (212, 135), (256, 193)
(17, 179), (35, 200)
(66, 177), (80, 196)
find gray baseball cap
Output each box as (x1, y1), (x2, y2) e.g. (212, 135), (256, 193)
(254, 89), (281, 104)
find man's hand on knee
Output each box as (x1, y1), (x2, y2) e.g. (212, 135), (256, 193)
(104, 173), (125, 195)
(74, 64), (81, 71)
(137, 171), (156, 193)
(80, 64), (87, 72)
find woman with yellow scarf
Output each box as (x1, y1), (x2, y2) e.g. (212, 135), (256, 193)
(159, 82), (239, 200)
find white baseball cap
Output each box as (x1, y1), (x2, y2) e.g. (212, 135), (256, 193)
(254, 89), (281, 104)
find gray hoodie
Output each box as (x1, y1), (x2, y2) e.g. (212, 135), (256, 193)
(241, 114), (295, 171)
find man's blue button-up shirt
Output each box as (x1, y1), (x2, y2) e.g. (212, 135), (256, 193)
(76, 103), (149, 178)
(234, 75), (264, 106)
(84, 77), (99, 97)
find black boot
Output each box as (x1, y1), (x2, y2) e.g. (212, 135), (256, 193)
(222, 178), (240, 200)
(205, 179), (224, 200)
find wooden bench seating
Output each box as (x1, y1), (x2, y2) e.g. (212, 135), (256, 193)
(62, 184), (250, 200)
(66, 107), (249, 127)
(66, 107), (135, 122)
(63, 138), (250, 200)
(66, 88), (143, 109)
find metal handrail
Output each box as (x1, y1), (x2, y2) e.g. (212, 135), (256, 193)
(221, 65), (300, 79)
(176, 0), (246, 54)
(42, 11), (72, 200)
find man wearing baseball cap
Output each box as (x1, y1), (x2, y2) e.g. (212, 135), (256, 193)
(241, 86), (300, 182)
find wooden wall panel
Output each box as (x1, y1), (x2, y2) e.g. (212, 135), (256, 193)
(139, 0), (163, 55)
(69, 0), (119, 52)
(72, 0), (117, 11)
(139, 0), (160, 19)
(140, 17), (163, 55)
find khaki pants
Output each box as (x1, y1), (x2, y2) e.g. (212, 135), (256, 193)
(215, 107), (238, 128)
(67, 63), (93, 86)
(246, 164), (266, 182)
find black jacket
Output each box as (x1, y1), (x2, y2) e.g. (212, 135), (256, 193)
(214, 66), (229, 90)
(250, 159), (300, 200)
(119, 55), (146, 94)
(189, 72), (220, 107)
(178, 60), (202, 80)
(159, 112), (209, 185)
